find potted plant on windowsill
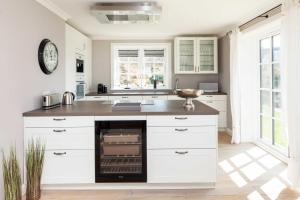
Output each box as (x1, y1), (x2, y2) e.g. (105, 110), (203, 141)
(2, 148), (22, 200)
(26, 140), (45, 200)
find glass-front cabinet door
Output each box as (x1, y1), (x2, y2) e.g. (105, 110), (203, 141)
(197, 38), (218, 73)
(175, 37), (218, 74)
(175, 38), (196, 73)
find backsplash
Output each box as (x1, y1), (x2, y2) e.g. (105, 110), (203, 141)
(91, 40), (219, 92)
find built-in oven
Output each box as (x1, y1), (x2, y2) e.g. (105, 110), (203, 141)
(95, 120), (147, 182)
(76, 54), (84, 74)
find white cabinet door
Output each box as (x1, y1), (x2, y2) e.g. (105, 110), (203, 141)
(147, 126), (217, 149)
(147, 149), (216, 183)
(85, 96), (109, 101)
(143, 95), (168, 100)
(42, 150), (94, 184)
(24, 116), (94, 128)
(25, 127), (94, 150)
(196, 38), (218, 74)
(174, 38), (197, 74)
(147, 115), (218, 127)
(108, 96), (143, 101)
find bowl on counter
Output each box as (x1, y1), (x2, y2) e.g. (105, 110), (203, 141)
(177, 89), (204, 110)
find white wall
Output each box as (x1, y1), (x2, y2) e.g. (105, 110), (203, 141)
(0, 0), (65, 199)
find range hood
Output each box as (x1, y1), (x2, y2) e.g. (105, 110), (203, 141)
(91, 2), (161, 24)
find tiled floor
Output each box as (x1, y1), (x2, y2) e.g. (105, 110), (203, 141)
(38, 132), (300, 200)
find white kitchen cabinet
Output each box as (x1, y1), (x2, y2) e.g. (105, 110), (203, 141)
(147, 149), (216, 183)
(85, 96), (109, 101)
(24, 127), (94, 150)
(197, 95), (227, 129)
(65, 24), (92, 94)
(42, 150), (94, 184)
(108, 95), (143, 101)
(174, 37), (218, 74)
(147, 114), (218, 184)
(147, 126), (217, 149)
(24, 116), (95, 185)
(143, 95), (168, 100)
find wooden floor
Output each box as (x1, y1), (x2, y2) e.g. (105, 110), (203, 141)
(39, 132), (300, 200)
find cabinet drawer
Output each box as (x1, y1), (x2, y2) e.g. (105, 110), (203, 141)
(147, 149), (216, 183)
(143, 95), (168, 100)
(25, 127), (94, 150)
(108, 96), (142, 101)
(85, 96), (108, 101)
(197, 95), (226, 101)
(24, 116), (94, 128)
(42, 150), (94, 184)
(147, 115), (217, 127)
(147, 126), (217, 149)
(199, 100), (226, 111)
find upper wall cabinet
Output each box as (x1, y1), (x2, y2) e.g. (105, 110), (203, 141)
(174, 37), (218, 74)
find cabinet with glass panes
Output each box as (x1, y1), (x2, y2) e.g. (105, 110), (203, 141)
(174, 37), (218, 74)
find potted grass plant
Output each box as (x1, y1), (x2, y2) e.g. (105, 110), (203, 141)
(26, 140), (45, 200)
(2, 148), (22, 200)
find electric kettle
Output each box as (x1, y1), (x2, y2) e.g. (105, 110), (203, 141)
(62, 91), (75, 105)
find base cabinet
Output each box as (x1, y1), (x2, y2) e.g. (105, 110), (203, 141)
(147, 149), (216, 183)
(42, 150), (94, 184)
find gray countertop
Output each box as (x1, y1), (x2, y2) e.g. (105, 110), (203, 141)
(23, 100), (219, 117)
(86, 91), (227, 96)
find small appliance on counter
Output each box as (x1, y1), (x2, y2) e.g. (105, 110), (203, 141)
(62, 91), (75, 105)
(42, 93), (61, 110)
(98, 83), (108, 94)
(198, 83), (218, 93)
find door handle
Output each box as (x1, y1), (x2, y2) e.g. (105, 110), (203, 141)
(175, 151), (189, 155)
(174, 117), (188, 120)
(53, 152), (67, 156)
(53, 129), (66, 133)
(53, 118), (66, 121)
(175, 128), (188, 132)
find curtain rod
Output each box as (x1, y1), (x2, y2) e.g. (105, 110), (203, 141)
(226, 4), (282, 35)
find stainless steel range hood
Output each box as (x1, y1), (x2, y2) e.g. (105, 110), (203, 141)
(91, 2), (161, 24)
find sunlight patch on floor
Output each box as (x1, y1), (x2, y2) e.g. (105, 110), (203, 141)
(260, 177), (287, 200)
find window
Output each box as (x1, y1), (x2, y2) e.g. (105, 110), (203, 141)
(259, 34), (288, 153)
(111, 43), (171, 90)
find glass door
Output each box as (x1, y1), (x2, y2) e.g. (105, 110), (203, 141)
(259, 34), (288, 154)
(198, 38), (217, 73)
(176, 38), (196, 73)
(95, 121), (147, 182)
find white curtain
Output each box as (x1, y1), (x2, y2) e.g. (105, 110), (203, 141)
(281, 0), (300, 189)
(229, 28), (242, 144)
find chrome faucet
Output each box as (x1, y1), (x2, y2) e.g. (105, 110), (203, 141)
(174, 78), (179, 94)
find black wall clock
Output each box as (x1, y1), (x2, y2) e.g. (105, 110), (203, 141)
(38, 39), (58, 75)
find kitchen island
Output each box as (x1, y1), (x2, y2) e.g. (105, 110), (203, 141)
(23, 100), (219, 189)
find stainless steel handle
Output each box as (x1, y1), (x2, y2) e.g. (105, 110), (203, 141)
(152, 96), (158, 98)
(174, 117), (188, 120)
(175, 128), (188, 132)
(53, 118), (66, 121)
(53, 129), (66, 133)
(175, 151), (188, 155)
(93, 97), (102, 99)
(206, 96), (213, 98)
(122, 96), (128, 99)
(53, 152), (67, 156)
(207, 101), (213, 103)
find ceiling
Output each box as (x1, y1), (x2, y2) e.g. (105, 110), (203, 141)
(49, 0), (282, 39)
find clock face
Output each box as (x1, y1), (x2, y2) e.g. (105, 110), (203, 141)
(38, 39), (58, 74)
(43, 42), (58, 72)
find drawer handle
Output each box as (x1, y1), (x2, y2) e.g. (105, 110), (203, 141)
(93, 97), (102, 98)
(174, 117), (188, 120)
(207, 96), (213, 98)
(53, 152), (67, 156)
(53, 129), (66, 133)
(175, 151), (189, 155)
(175, 128), (188, 132)
(122, 96), (128, 99)
(207, 101), (213, 103)
(152, 96), (158, 98)
(53, 118), (66, 121)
